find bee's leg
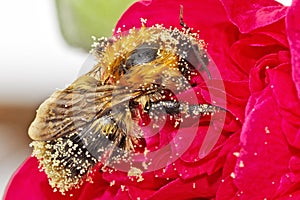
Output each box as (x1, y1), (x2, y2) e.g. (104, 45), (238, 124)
(180, 103), (224, 116)
(148, 100), (223, 116)
(147, 100), (180, 116)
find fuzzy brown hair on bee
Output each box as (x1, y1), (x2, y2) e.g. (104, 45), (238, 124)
(28, 22), (223, 193)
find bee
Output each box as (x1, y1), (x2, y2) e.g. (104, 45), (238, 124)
(28, 7), (223, 193)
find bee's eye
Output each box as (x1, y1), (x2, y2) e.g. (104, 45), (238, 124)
(125, 43), (158, 69)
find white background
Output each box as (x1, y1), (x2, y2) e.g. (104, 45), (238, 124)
(0, 0), (292, 198)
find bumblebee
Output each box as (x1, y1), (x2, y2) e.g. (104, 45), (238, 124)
(28, 17), (223, 193)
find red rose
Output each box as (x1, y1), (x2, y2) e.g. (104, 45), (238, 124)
(4, 0), (300, 199)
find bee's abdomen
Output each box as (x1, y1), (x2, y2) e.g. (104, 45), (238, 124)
(30, 112), (135, 193)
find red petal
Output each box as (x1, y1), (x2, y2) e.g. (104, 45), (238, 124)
(216, 136), (240, 199)
(220, 0), (287, 33)
(4, 157), (82, 200)
(116, 0), (228, 35)
(234, 88), (291, 199)
(148, 176), (220, 199)
(286, 0), (300, 99)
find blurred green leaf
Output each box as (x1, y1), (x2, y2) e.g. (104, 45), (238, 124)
(55, 0), (136, 51)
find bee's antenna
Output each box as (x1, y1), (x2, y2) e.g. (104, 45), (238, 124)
(180, 5), (189, 30)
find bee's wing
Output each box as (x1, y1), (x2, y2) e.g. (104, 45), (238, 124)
(28, 75), (142, 141)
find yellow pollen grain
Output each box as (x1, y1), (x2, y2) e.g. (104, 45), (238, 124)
(230, 172), (236, 179)
(239, 161), (244, 168)
(265, 126), (270, 134)
(192, 182), (196, 189)
(110, 180), (115, 187)
(233, 152), (240, 157)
